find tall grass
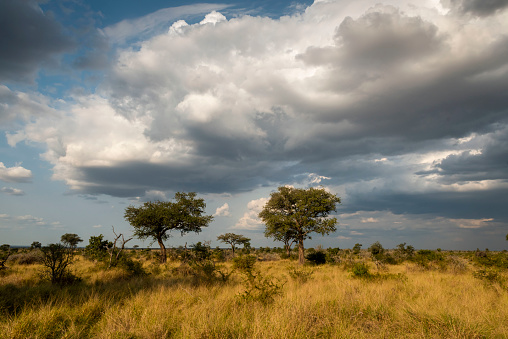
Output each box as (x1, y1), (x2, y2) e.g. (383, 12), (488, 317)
(0, 252), (507, 338)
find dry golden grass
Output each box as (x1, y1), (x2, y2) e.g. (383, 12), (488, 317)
(0, 255), (507, 338)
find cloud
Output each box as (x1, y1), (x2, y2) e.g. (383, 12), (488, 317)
(452, 218), (494, 229)
(0, 85), (57, 126)
(0, 0), (75, 83)
(7, 1), (508, 227)
(104, 4), (231, 44)
(443, 0), (508, 16)
(234, 197), (268, 229)
(0, 162), (32, 183)
(1, 187), (25, 196)
(361, 217), (379, 223)
(214, 203), (231, 217)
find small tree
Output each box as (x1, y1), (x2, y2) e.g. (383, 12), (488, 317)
(0, 244), (12, 270)
(125, 192), (213, 263)
(30, 241), (42, 250)
(60, 233), (83, 248)
(84, 234), (111, 262)
(352, 243), (362, 255)
(41, 243), (77, 284)
(259, 186), (341, 265)
(217, 233), (251, 257)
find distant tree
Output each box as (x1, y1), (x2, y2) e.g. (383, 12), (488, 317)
(60, 233), (83, 248)
(217, 233), (251, 257)
(124, 192), (213, 263)
(30, 241), (42, 250)
(259, 186), (341, 265)
(352, 243), (362, 255)
(0, 244), (12, 270)
(369, 241), (385, 259)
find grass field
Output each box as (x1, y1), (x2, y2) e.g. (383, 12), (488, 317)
(1, 249), (507, 338)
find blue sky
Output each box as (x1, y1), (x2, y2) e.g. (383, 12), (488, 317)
(1, 0), (508, 250)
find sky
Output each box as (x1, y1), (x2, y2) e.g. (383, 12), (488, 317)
(1, 0), (508, 250)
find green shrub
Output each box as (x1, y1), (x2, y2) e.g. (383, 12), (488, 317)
(305, 250), (326, 265)
(351, 262), (370, 278)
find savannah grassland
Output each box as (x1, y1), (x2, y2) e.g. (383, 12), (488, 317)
(1, 248), (508, 339)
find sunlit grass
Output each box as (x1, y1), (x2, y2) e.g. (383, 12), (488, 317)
(0, 253), (507, 338)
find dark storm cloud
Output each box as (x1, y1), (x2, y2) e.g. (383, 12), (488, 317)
(444, 0), (508, 16)
(344, 187), (508, 222)
(0, 0), (75, 83)
(75, 160), (285, 196)
(423, 124), (508, 183)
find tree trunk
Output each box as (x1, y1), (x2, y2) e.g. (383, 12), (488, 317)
(298, 238), (305, 265)
(231, 244), (235, 257)
(285, 244), (290, 257)
(158, 238), (167, 263)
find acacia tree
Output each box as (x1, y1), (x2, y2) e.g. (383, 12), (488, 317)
(217, 233), (251, 257)
(60, 233), (83, 248)
(124, 192), (213, 263)
(259, 186), (341, 265)
(264, 225), (298, 257)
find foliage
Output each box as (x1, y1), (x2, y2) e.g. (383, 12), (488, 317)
(394, 242), (415, 262)
(352, 243), (362, 255)
(233, 255), (284, 304)
(259, 186), (341, 264)
(412, 249), (446, 270)
(60, 233), (83, 248)
(186, 242), (230, 283)
(350, 262), (371, 278)
(84, 234), (111, 262)
(473, 268), (506, 287)
(473, 251), (508, 269)
(0, 244), (13, 270)
(368, 241), (385, 257)
(7, 250), (44, 265)
(124, 192), (213, 263)
(30, 241), (42, 250)
(217, 233), (251, 257)
(40, 243), (79, 285)
(305, 249), (327, 265)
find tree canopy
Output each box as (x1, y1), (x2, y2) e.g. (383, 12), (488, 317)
(124, 192), (213, 263)
(60, 233), (83, 248)
(259, 186), (341, 264)
(217, 233), (251, 256)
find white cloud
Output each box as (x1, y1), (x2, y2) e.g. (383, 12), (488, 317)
(0, 162), (32, 183)
(1, 187), (24, 196)
(361, 217), (379, 223)
(104, 4), (231, 44)
(452, 218), (494, 229)
(92, 224), (103, 228)
(214, 203), (231, 217)
(233, 197), (268, 230)
(337, 235), (351, 240)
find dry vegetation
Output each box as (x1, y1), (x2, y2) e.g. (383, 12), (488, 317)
(1, 247), (507, 338)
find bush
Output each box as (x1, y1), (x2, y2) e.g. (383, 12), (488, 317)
(41, 243), (79, 285)
(7, 250), (44, 265)
(305, 250), (326, 265)
(351, 262), (371, 278)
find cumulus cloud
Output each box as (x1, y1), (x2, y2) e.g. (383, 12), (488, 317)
(234, 198), (268, 229)
(6, 0), (508, 227)
(0, 162), (32, 183)
(214, 203), (231, 217)
(1, 187), (25, 196)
